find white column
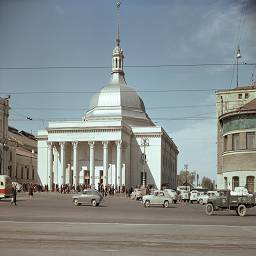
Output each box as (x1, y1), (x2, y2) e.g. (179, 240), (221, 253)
(116, 140), (122, 187)
(102, 141), (109, 187)
(89, 141), (95, 187)
(53, 145), (58, 186)
(72, 141), (78, 189)
(60, 142), (66, 185)
(47, 142), (53, 191)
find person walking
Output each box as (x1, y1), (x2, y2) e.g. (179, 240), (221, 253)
(11, 184), (17, 206)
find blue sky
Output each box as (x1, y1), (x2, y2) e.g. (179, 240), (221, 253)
(0, 0), (255, 180)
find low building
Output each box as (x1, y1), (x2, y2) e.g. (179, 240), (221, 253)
(8, 127), (37, 184)
(216, 84), (256, 193)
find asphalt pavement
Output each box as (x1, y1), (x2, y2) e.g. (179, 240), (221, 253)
(0, 192), (256, 256)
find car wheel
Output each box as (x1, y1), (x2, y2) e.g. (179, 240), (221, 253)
(74, 199), (79, 206)
(237, 204), (247, 217)
(144, 200), (150, 208)
(173, 200), (177, 204)
(91, 199), (97, 207)
(199, 199), (204, 205)
(205, 203), (214, 216)
(163, 200), (169, 208)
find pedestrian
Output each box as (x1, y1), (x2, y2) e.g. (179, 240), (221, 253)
(28, 184), (34, 198)
(11, 184), (17, 206)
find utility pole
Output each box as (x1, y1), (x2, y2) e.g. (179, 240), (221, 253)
(141, 138), (149, 188)
(236, 46), (241, 88)
(184, 164), (188, 191)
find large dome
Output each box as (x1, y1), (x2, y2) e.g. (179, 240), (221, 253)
(84, 33), (154, 127)
(89, 83), (145, 111)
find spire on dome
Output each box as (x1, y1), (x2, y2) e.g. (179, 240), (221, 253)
(110, 1), (126, 85)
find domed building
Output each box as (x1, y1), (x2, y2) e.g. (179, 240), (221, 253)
(37, 32), (178, 191)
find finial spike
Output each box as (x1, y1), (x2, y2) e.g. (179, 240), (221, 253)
(116, 1), (121, 46)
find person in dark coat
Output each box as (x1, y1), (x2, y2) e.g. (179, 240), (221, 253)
(11, 185), (17, 205)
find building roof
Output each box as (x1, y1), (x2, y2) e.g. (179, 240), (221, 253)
(216, 83), (256, 94)
(219, 98), (256, 121)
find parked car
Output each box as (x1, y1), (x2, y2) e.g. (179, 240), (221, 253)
(197, 191), (219, 205)
(164, 189), (178, 203)
(72, 189), (103, 206)
(130, 188), (147, 200)
(12, 182), (23, 192)
(189, 190), (199, 204)
(142, 190), (173, 208)
(178, 190), (190, 202)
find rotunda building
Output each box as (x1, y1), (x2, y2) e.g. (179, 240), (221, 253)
(37, 33), (178, 191)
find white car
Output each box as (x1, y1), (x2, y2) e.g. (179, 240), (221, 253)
(142, 190), (173, 208)
(164, 189), (178, 203)
(197, 191), (219, 205)
(12, 182), (22, 192)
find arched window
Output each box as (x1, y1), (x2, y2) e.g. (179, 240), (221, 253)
(246, 176), (255, 193)
(232, 176), (239, 190)
(115, 58), (118, 68)
(119, 59), (121, 68)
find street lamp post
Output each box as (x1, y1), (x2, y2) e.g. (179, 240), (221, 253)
(141, 138), (149, 188)
(184, 164), (188, 191)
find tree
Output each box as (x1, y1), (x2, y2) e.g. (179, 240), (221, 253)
(177, 170), (195, 186)
(201, 176), (214, 190)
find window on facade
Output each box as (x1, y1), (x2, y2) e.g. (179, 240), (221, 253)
(21, 167), (24, 179)
(27, 167), (29, 179)
(246, 132), (255, 150)
(245, 93), (249, 99)
(232, 133), (240, 151)
(10, 152), (12, 161)
(238, 93), (242, 99)
(232, 176), (239, 190)
(15, 166), (18, 178)
(32, 169), (35, 180)
(223, 136), (228, 151)
(246, 176), (255, 193)
(224, 177), (228, 189)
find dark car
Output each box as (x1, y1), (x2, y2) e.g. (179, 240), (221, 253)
(72, 189), (103, 207)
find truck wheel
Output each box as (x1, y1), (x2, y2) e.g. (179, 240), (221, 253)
(205, 203), (214, 216)
(163, 200), (169, 208)
(199, 199), (204, 205)
(237, 204), (247, 217)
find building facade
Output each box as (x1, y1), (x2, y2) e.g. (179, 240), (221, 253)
(216, 84), (256, 192)
(8, 127), (38, 184)
(37, 34), (178, 191)
(0, 97), (9, 175)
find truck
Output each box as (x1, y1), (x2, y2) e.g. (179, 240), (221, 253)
(205, 189), (256, 217)
(0, 175), (12, 199)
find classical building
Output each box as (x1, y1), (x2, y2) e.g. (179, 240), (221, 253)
(37, 33), (178, 190)
(216, 83), (256, 193)
(0, 97), (9, 175)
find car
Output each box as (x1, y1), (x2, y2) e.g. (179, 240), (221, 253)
(164, 189), (178, 203)
(130, 188), (147, 200)
(197, 191), (219, 205)
(142, 190), (173, 208)
(72, 189), (103, 206)
(12, 182), (23, 192)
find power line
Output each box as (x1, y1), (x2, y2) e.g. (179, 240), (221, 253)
(0, 88), (223, 95)
(0, 63), (255, 70)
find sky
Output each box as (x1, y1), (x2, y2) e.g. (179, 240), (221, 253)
(0, 0), (256, 181)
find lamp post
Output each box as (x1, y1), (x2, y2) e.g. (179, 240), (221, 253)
(141, 138), (149, 188)
(184, 164), (188, 191)
(236, 46), (241, 88)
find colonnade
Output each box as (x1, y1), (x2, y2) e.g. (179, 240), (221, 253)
(47, 140), (123, 190)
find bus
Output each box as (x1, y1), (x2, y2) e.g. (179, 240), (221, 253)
(0, 175), (12, 199)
